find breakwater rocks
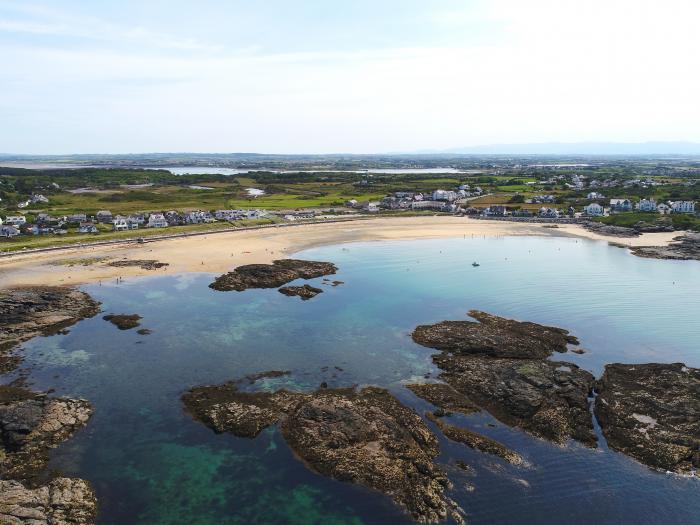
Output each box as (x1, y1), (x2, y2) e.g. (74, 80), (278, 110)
(595, 363), (700, 477)
(278, 284), (323, 300)
(183, 380), (463, 523)
(0, 287), (100, 373)
(209, 259), (337, 292)
(629, 233), (700, 261)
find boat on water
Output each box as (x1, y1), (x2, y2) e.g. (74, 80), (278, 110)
(472, 262), (480, 267)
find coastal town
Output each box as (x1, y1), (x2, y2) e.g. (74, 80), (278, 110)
(1, 167), (697, 244)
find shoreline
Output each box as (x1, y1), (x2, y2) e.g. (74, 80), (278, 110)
(0, 216), (683, 288)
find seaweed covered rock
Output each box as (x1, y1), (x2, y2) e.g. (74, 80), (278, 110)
(103, 314), (142, 330)
(0, 287), (100, 372)
(108, 259), (169, 270)
(0, 477), (97, 525)
(278, 284), (323, 300)
(183, 381), (458, 523)
(0, 386), (93, 480)
(209, 259), (337, 292)
(595, 363), (700, 476)
(412, 310), (578, 359)
(433, 354), (596, 446)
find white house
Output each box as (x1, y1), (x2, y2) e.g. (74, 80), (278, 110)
(31, 194), (49, 204)
(636, 198), (657, 212)
(113, 217), (139, 231)
(670, 201), (695, 213)
(185, 210), (214, 224)
(587, 192), (605, 200)
(538, 207), (559, 218)
(432, 189), (458, 202)
(147, 213), (168, 228)
(609, 199), (632, 212)
(584, 203), (604, 216)
(78, 222), (98, 233)
(657, 203), (671, 215)
(362, 201), (380, 213)
(0, 225), (20, 237)
(5, 216), (26, 226)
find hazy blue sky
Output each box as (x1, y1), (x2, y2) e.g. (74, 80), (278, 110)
(1, 0), (698, 153)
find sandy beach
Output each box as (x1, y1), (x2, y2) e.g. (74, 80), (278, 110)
(0, 217), (681, 288)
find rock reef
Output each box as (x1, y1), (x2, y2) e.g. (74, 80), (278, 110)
(595, 363), (700, 476)
(0, 477), (97, 525)
(107, 259), (169, 270)
(0, 287), (100, 373)
(412, 312), (596, 446)
(583, 222), (640, 237)
(103, 314), (142, 330)
(629, 233), (700, 261)
(183, 381), (460, 523)
(278, 284), (323, 300)
(209, 259), (337, 292)
(412, 310), (578, 359)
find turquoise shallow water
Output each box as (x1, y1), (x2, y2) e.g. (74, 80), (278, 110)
(9, 235), (700, 524)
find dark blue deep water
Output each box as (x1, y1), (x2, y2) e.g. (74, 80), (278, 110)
(9, 236), (700, 524)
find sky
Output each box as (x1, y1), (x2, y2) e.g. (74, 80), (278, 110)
(1, 0), (699, 154)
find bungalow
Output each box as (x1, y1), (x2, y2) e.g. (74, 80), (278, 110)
(362, 201), (380, 213)
(147, 213), (168, 228)
(185, 210), (214, 224)
(636, 198), (657, 212)
(670, 201), (695, 213)
(532, 195), (555, 204)
(587, 192), (605, 199)
(31, 194), (49, 204)
(0, 225), (20, 237)
(215, 209), (245, 221)
(78, 222), (99, 233)
(345, 199), (359, 208)
(67, 213), (87, 224)
(584, 203), (604, 216)
(4, 216), (26, 226)
(483, 205), (507, 217)
(609, 199), (632, 212)
(96, 210), (113, 223)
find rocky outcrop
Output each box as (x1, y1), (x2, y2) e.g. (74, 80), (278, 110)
(0, 287), (100, 373)
(434, 354), (596, 446)
(425, 412), (524, 466)
(595, 363), (700, 476)
(412, 310), (578, 359)
(0, 477), (97, 525)
(183, 381), (461, 523)
(629, 233), (700, 261)
(0, 386), (93, 480)
(102, 314), (142, 330)
(583, 221), (640, 237)
(107, 259), (169, 270)
(412, 312), (595, 447)
(406, 383), (479, 416)
(209, 259), (337, 292)
(278, 284), (323, 300)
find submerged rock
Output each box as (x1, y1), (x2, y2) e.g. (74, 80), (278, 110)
(183, 381), (459, 523)
(595, 363), (700, 476)
(102, 314), (142, 330)
(0, 477), (97, 525)
(433, 354), (596, 446)
(0, 386), (93, 480)
(628, 233), (700, 261)
(107, 259), (169, 270)
(278, 284), (323, 300)
(412, 310), (578, 359)
(209, 259), (337, 292)
(0, 287), (100, 374)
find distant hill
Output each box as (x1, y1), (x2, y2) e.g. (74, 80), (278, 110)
(435, 142), (700, 155)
